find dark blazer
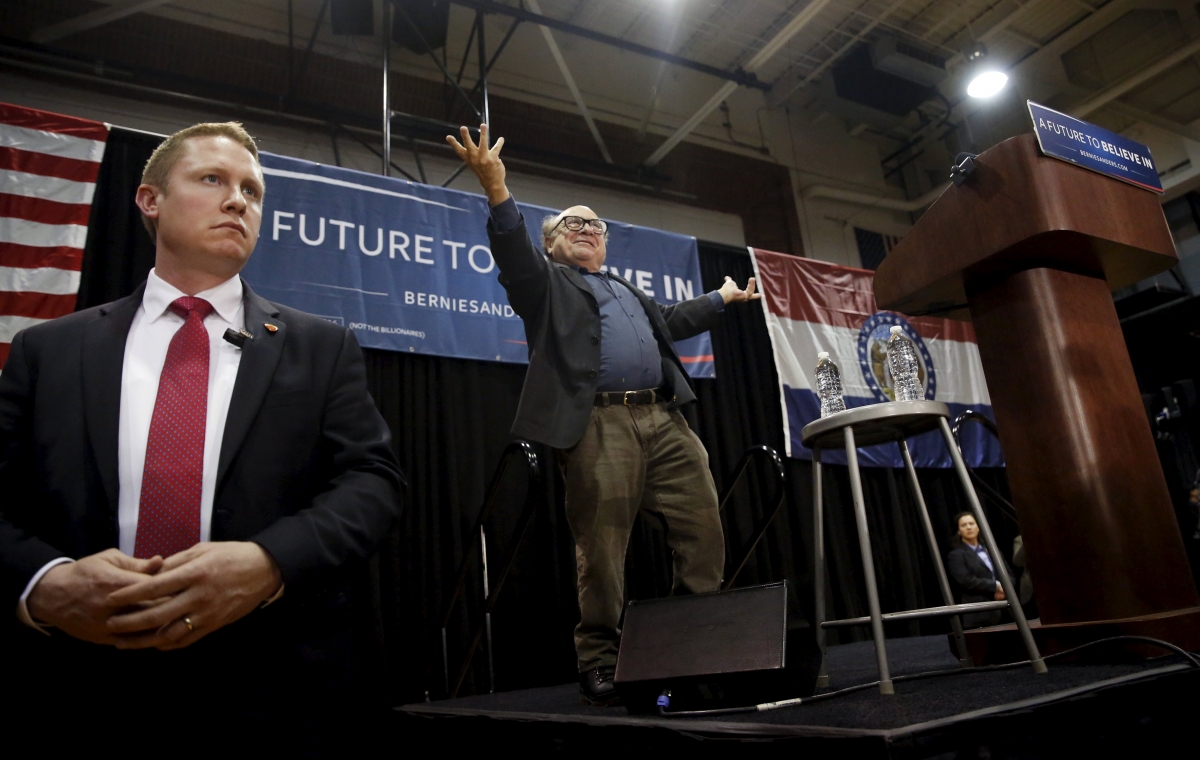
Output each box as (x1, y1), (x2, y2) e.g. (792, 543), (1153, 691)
(488, 216), (720, 449)
(0, 280), (403, 710)
(947, 542), (1005, 628)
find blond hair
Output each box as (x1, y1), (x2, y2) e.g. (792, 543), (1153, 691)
(139, 122), (261, 239)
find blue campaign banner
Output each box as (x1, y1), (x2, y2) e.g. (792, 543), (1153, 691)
(1027, 101), (1163, 193)
(242, 152), (715, 377)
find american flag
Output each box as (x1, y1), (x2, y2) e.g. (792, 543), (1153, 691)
(0, 102), (109, 368)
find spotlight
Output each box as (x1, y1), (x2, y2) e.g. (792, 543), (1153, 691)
(963, 41), (1008, 99)
(968, 71), (1009, 98)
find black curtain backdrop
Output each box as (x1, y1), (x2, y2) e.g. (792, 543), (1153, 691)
(78, 126), (1019, 704)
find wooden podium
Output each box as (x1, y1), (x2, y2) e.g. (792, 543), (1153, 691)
(874, 134), (1200, 662)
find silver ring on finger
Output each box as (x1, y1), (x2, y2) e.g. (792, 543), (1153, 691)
(182, 616), (194, 632)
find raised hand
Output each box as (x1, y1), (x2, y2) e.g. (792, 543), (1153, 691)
(446, 123), (510, 206)
(718, 276), (762, 304)
(103, 541), (282, 651)
(26, 549), (164, 645)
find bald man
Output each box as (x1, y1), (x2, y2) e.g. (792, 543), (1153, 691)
(450, 125), (759, 705)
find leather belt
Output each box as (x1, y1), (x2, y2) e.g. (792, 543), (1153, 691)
(594, 388), (672, 407)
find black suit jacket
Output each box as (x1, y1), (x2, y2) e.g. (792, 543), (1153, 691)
(947, 543), (1004, 604)
(488, 217), (720, 449)
(0, 280), (403, 710)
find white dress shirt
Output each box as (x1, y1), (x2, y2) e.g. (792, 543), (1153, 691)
(17, 269), (245, 629)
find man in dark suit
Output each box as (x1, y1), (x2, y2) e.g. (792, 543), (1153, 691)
(0, 122), (403, 718)
(448, 124), (760, 704)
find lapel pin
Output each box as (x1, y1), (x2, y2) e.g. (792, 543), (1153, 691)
(264, 323), (278, 333)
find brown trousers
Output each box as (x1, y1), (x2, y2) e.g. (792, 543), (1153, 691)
(558, 402), (724, 672)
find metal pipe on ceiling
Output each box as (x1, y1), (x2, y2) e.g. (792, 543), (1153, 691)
(802, 183), (948, 212)
(382, 0), (392, 177)
(771, 0), (912, 107)
(881, 2), (1105, 169)
(446, 0), (767, 90)
(477, 10), (490, 127)
(1106, 101), (1200, 144)
(525, 0), (613, 164)
(643, 0), (834, 168)
(941, 0), (1054, 69)
(30, 0), (175, 44)
(0, 48), (696, 201)
(1072, 37), (1200, 119)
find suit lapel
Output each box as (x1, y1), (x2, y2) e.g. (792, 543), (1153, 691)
(963, 545), (992, 576)
(216, 281), (285, 489)
(559, 263), (598, 304)
(82, 283), (145, 514)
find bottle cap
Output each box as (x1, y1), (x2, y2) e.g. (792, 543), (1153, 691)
(890, 325), (903, 334)
(817, 351), (829, 360)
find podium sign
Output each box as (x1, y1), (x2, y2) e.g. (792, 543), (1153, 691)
(1028, 101), (1163, 193)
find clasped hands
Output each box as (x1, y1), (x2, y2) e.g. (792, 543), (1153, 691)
(27, 542), (282, 651)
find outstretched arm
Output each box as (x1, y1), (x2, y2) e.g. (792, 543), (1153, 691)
(659, 276), (761, 341)
(448, 123), (548, 318)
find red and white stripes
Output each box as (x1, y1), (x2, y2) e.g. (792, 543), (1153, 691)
(0, 102), (109, 368)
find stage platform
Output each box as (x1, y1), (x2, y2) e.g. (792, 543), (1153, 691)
(397, 635), (1198, 758)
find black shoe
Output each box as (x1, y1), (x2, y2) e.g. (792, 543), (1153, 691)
(579, 666), (621, 706)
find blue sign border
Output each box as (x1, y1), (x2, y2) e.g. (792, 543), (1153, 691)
(1027, 101), (1163, 193)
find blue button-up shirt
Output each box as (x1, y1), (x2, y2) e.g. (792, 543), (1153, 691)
(490, 197), (723, 391)
(579, 269), (663, 391)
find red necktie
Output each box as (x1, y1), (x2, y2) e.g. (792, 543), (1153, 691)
(134, 296), (215, 559)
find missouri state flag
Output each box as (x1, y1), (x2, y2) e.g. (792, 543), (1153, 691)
(749, 248), (1001, 468)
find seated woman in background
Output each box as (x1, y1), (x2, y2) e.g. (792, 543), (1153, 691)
(946, 512), (1005, 628)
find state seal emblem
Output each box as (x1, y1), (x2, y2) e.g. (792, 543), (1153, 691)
(856, 312), (936, 402)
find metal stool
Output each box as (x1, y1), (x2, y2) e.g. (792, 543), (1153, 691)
(802, 401), (1046, 694)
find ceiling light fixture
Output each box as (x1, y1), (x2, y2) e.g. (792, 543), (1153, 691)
(964, 41), (1008, 99)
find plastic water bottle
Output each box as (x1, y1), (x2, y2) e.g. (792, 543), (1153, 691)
(815, 352), (846, 417)
(886, 325), (923, 402)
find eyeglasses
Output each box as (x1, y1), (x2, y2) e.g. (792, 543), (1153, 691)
(554, 216), (608, 234)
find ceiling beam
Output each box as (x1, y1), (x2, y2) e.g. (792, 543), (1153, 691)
(942, 0), (1054, 69)
(447, 0), (767, 90)
(1072, 37), (1200, 118)
(769, 0), (911, 108)
(524, 0), (612, 164)
(30, 0), (174, 44)
(803, 182), (949, 212)
(644, 0), (834, 167)
(878, 0), (1115, 175)
(1106, 100), (1200, 143)
(1001, 27), (1043, 51)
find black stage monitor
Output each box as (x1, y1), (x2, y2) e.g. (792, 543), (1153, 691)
(614, 581), (821, 714)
